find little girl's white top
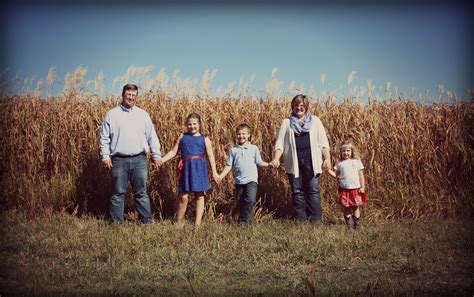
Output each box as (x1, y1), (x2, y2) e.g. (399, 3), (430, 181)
(334, 159), (364, 189)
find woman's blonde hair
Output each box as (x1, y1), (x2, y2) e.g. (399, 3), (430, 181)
(339, 140), (361, 160)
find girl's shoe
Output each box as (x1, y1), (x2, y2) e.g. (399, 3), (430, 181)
(353, 216), (361, 230)
(344, 215), (353, 228)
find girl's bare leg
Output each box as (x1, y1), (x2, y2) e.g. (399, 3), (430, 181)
(177, 193), (189, 224)
(194, 193), (205, 226)
(353, 206), (360, 218)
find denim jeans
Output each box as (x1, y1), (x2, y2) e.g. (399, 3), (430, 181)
(287, 158), (322, 222)
(235, 182), (258, 224)
(110, 154), (152, 223)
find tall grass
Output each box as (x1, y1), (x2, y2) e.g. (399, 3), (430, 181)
(0, 92), (472, 220)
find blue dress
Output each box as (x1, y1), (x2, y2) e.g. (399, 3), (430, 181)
(178, 133), (211, 193)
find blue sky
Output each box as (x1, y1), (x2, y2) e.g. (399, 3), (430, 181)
(2, 1), (473, 100)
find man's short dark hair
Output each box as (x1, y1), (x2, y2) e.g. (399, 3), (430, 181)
(122, 84), (139, 96)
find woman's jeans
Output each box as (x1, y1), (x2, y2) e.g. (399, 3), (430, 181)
(110, 154), (152, 223)
(235, 182), (258, 224)
(287, 158), (322, 222)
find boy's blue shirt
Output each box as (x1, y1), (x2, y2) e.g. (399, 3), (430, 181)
(227, 143), (263, 185)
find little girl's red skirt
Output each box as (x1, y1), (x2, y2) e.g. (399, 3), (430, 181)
(336, 187), (367, 207)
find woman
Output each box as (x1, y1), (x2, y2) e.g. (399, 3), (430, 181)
(271, 94), (331, 222)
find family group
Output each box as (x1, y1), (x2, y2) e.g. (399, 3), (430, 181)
(99, 84), (367, 229)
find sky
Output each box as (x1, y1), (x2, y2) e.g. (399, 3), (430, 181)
(2, 1), (473, 100)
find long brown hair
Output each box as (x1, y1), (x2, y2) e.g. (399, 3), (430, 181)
(186, 112), (206, 135)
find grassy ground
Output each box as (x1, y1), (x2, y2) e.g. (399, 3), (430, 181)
(0, 212), (473, 296)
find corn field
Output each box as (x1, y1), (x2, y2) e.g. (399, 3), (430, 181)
(0, 92), (472, 220)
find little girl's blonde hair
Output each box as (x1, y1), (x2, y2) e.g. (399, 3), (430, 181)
(339, 140), (361, 160)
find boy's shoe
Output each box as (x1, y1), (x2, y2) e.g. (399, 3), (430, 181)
(353, 216), (361, 230)
(344, 216), (353, 228)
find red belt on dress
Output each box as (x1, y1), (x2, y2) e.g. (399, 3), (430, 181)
(178, 155), (205, 181)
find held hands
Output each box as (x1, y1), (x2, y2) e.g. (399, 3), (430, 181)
(154, 159), (164, 169)
(151, 159), (166, 171)
(213, 173), (221, 184)
(322, 159), (332, 171)
(270, 159), (280, 168)
(102, 159), (113, 170)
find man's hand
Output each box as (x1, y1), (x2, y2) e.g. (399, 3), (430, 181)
(153, 159), (164, 170)
(102, 159), (113, 170)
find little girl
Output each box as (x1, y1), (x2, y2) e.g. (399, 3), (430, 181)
(328, 140), (367, 229)
(158, 113), (219, 226)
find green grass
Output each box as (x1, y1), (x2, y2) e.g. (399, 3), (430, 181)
(1, 212), (473, 296)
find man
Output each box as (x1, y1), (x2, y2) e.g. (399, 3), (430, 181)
(100, 83), (161, 223)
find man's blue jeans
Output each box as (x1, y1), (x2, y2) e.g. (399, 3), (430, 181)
(235, 182), (258, 224)
(287, 158), (322, 222)
(110, 154), (152, 223)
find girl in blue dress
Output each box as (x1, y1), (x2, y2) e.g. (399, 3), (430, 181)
(158, 113), (218, 226)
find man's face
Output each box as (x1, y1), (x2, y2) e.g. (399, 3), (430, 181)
(122, 90), (138, 109)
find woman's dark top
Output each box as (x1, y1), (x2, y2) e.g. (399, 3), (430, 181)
(294, 132), (312, 161)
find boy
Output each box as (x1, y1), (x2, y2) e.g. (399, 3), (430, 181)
(217, 124), (271, 224)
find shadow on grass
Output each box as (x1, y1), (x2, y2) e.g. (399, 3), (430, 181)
(74, 156), (181, 221)
(72, 156), (301, 222)
(74, 156), (110, 218)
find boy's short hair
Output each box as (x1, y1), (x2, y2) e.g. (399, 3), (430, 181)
(236, 123), (252, 135)
(236, 123), (252, 142)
